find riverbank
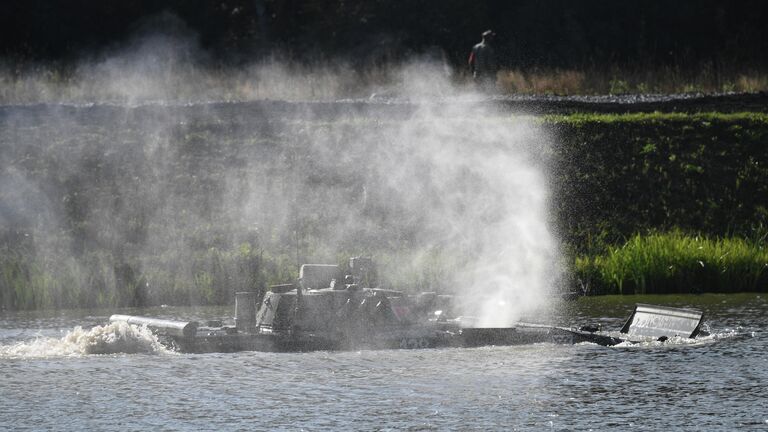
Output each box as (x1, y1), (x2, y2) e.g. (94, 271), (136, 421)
(551, 112), (768, 294)
(546, 112), (768, 255)
(1, 106), (767, 310)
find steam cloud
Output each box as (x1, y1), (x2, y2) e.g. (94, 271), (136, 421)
(0, 27), (561, 326)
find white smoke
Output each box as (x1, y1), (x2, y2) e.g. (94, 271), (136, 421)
(372, 84), (560, 326)
(0, 27), (563, 326)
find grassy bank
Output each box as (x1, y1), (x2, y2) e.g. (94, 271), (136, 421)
(575, 232), (768, 295)
(545, 112), (768, 295)
(544, 112), (768, 255)
(2, 109), (768, 310)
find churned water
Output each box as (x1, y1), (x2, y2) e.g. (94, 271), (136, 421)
(1, 294), (765, 431)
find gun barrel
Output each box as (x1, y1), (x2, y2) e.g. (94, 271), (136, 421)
(109, 314), (198, 338)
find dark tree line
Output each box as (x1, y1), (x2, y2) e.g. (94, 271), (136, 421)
(2, 0), (767, 72)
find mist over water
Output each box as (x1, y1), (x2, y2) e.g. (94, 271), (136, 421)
(0, 31), (561, 326)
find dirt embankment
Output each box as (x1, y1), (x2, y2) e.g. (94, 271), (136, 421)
(2, 92), (766, 123)
(492, 92), (768, 114)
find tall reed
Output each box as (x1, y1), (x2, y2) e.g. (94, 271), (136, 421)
(575, 232), (768, 294)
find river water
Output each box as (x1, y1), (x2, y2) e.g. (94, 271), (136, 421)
(1, 294), (765, 431)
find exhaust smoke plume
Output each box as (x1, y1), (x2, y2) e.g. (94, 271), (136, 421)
(378, 96), (560, 327)
(0, 29), (561, 326)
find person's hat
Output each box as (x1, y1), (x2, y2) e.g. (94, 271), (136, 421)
(482, 30), (496, 38)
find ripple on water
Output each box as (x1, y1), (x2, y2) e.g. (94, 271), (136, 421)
(1, 296), (766, 430)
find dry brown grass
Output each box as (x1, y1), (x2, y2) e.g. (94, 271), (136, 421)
(736, 74), (768, 93)
(2, 61), (767, 104)
(496, 67), (768, 95)
(498, 69), (586, 94)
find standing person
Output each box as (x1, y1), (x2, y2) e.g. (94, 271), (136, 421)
(468, 30), (498, 91)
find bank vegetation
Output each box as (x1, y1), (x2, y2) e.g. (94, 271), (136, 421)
(2, 110), (767, 310)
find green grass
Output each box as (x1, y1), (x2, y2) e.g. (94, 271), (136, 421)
(543, 111), (768, 255)
(575, 232), (768, 295)
(543, 112), (768, 125)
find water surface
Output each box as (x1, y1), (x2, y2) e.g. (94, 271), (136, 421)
(1, 294), (765, 431)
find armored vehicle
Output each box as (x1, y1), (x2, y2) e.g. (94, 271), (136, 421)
(110, 258), (706, 353)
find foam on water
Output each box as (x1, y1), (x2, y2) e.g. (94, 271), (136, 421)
(0, 321), (173, 358)
(606, 329), (744, 348)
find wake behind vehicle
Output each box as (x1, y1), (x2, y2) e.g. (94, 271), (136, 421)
(109, 258), (706, 353)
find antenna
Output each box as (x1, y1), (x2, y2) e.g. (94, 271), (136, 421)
(294, 229), (300, 273)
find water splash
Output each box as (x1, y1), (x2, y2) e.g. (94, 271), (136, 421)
(606, 329), (744, 348)
(0, 321), (173, 358)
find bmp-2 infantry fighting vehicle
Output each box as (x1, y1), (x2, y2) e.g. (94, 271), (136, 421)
(110, 257), (706, 353)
